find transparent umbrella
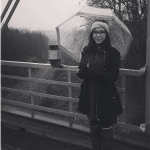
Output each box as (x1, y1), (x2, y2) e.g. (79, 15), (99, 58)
(56, 6), (133, 62)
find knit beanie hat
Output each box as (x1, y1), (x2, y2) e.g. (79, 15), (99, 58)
(91, 21), (109, 33)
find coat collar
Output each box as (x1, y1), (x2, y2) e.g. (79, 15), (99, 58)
(104, 46), (110, 69)
(97, 43), (111, 64)
(85, 43), (112, 70)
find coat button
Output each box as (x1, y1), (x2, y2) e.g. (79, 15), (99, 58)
(98, 102), (99, 104)
(113, 97), (115, 99)
(97, 119), (99, 121)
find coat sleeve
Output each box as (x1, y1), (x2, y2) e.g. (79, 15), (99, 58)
(78, 47), (88, 69)
(89, 51), (120, 84)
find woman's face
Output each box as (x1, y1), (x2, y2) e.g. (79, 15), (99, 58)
(92, 27), (106, 44)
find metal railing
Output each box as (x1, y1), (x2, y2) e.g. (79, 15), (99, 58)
(1, 60), (146, 133)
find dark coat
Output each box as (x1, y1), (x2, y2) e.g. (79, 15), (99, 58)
(78, 44), (123, 121)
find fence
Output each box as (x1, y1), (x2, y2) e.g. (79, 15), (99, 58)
(1, 60), (146, 134)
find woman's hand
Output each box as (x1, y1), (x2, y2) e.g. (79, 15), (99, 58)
(77, 62), (97, 80)
(87, 67), (97, 79)
(77, 66), (97, 80)
(77, 68), (88, 79)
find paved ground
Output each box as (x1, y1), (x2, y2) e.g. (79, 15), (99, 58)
(2, 124), (148, 150)
(1, 124), (89, 150)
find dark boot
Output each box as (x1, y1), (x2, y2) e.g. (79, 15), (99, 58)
(90, 125), (102, 150)
(101, 126), (113, 150)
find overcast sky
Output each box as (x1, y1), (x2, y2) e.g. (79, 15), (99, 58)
(1, 0), (86, 31)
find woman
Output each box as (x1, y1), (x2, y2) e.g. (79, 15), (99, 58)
(77, 20), (123, 150)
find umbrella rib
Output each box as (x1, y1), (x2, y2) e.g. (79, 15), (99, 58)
(57, 6), (132, 61)
(80, 15), (101, 22)
(62, 23), (91, 45)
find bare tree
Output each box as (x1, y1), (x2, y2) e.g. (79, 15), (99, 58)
(87, 0), (147, 20)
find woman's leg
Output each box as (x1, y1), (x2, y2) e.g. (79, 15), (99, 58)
(90, 120), (102, 150)
(101, 126), (113, 150)
(100, 119), (116, 150)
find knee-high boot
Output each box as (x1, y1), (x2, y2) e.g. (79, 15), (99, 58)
(90, 125), (102, 150)
(101, 126), (113, 150)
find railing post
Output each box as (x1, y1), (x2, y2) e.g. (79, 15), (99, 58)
(28, 68), (34, 105)
(28, 68), (34, 118)
(68, 70), (73, 112)
(120, 75), (126, 122)
(145, 0), (150, 137)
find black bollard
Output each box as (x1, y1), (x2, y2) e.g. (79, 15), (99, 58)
(49, 45), (63, 67)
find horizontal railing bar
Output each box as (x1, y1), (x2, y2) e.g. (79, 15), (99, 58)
(116, 122), (143, 133)
(1, 74), (80, 87)
(1, 100), (143, 133)
(2, 87), (79, 102)
(1, 60), (146, 76)
(1, 74), (125, 93)
(119, 66), (146, 76)
(1, 99), (87, 120)
(2, 106), (90, 133)
(1, 60), (78, 71)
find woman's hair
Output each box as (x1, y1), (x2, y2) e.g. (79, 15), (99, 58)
(86, 20), (111, 51)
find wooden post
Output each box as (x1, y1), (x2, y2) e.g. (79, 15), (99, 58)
(145, 0), (150, 137)
(49, 45), (62, 67)
(120, 75), (126, 122)
(68, 71), (73, 112)
(28, 68), (34, 105)
(28, 68), (34, 118)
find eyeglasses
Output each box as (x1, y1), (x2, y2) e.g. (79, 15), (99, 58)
(93, 30), (106, 36)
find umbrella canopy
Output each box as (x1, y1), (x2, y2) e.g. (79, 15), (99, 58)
(56, 6), (132, 62)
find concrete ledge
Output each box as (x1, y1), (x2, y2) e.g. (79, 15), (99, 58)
(2, 111), (150, 150)
(114, 132), (150, 149)
(1, 111), (92, 148)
